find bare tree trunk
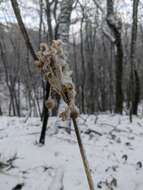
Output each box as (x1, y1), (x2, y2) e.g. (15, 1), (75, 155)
(39, 0), (43, 44)
(57, 0), (73, 65)
(85, 20), (96, 113)
(39, 82), (50, 144)
(129, 0), (140, 121)
(132, 69), (140, 115)
(80, 18), (86, 113)
(106, 0), (123, 114)
(0, 106), (2, 116)
(72, 36), (80, 109)
(45, 0), (53, 44)
(54, 0), (74, 131)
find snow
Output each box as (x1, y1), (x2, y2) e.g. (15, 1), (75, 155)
(0, 114), (143, 190)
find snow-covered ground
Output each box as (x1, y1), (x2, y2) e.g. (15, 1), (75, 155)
(0, 114), (143, 190)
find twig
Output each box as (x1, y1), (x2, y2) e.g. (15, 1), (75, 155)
(84, 129), (102, 136)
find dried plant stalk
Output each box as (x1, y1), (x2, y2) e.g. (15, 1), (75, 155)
(72, 117), (95, 190)
(35, 40), (95, 190)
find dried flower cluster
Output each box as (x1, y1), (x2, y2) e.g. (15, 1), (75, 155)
(35, 40), (79, 120)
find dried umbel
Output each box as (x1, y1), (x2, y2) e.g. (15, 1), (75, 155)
(35, 40), (79, 120)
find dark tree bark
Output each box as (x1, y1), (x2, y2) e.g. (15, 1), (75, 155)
(45, 0), (53, 44)
(130, 0), (140, 121)
(80, 17), (86, 113)
(39, 82), (50, 144)
(39, 0), (43, 44)
(132, 69), (140, 115)
(106, 0), (123, 114)
(0, 106), (2, 116)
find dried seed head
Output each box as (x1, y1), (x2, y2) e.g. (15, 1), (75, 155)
(59, 111), (68, 121)
(35, 40), (79, 120)
(70, 106), (79, 119)
(51, 40), (64, 56)
(59, 107), (69, 121)
(52, 40), (61, 49)
(62, 83), (74, 93)
(44, 72), (52, 80)
(36, 51), (42, 58)
(40, 43), (49, 52)
(45, 98), (56, 110)
(35, 60), (43, 68)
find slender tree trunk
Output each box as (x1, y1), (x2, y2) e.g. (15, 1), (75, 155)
(0, 106), (2, 116)
(129, 0), (140, 121)
(45, 0), (53, 43)
(132, 69), (140, 115)
(85, 21), (96, 113)
(39, 82), (50, 144)
(39, 0), (43, 44)
(80, 18), (86, 113)
(17, 78), (21, 116)
(106, 0), (123, 114)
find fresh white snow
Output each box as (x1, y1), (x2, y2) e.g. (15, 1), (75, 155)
(0, 114), (143, 190)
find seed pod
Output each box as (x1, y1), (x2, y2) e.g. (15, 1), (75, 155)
(62, 83), (73, 93)
(52, 40), (61, 49)
(70, 106), (79, 119)
(59, 111), (68, 121)
(44, 72), (52, 80)
(45, 98), (56, 110)
(40, 43), (49, 52)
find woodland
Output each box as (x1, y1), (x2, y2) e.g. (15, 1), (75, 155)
(0, 0), (143, 190)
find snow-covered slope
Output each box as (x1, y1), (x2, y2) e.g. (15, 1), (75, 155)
(0, 114), (143, 190)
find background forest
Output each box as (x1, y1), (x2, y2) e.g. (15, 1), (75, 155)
(0, 0), (143, 117)
(1, 1), (143, 190)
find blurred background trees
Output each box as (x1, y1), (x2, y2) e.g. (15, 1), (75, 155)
(0, 0), (143, 116)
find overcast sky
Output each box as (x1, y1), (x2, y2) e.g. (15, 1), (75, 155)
(0, 0), (142, 31)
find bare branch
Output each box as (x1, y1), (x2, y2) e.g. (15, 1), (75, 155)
(92, 0), (104, 13)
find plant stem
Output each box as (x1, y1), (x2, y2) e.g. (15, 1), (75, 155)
(72, 117), (95, 190)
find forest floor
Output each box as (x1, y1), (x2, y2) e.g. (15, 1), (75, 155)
(0, 114), (143, 190)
